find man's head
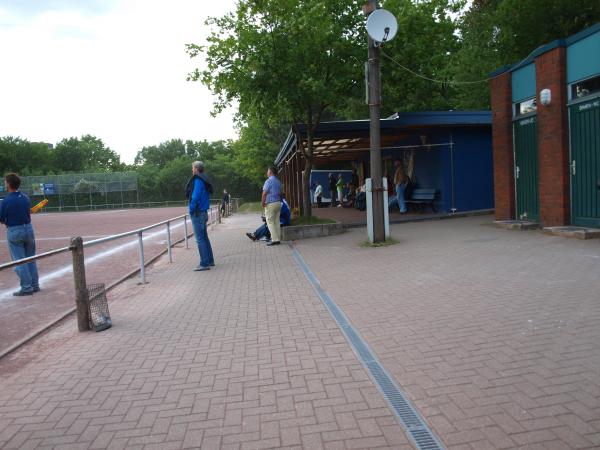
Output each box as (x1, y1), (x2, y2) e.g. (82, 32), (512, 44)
(394, 160), (402, 167)
(4, 173), (21, 192)
(223, 189), (227, 194)
(267, 166), (276, 177)
(192, 160), (204, 175)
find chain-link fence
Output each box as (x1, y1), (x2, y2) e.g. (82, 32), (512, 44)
(14, 172), (139, 212)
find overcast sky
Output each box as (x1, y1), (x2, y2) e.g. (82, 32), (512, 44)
(0, 0), (238, 164)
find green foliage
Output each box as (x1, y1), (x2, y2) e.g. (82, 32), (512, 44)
(359, 236), (400, 247)
(134, 140), (260, 203)
(189, 0), (365, 127)
(134, 139), (186, 167)
(451, 0), (600, 109)
(237, 202), (264, 213)
(188, 0), (367, 216)
(363, 0), (463, 116)
(232, 117), (289, 189)
(0, 135), (122, 176)
(53, 135), (124, 172)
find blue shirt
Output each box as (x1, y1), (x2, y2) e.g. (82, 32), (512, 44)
(189, 177), (210, 214)
(0, 192), (32, 227)
(263, 175), (281, 204)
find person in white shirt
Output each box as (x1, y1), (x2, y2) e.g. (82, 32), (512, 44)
(314, 181), (323, 208)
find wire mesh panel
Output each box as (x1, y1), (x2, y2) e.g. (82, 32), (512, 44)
(87, 283), (112, 332)
(18, 172), (139, 211)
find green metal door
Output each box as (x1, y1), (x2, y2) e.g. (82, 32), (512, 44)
(513, 116), (539, 221)
(570, 97), (600, 228)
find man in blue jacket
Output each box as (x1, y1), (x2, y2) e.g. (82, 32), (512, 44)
(189, 161), (214, 271)
(0, 173), (40, 296)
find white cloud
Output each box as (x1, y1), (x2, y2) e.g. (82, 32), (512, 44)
(0, 0), (238, 164)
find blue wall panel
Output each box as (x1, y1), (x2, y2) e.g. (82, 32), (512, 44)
(451, 128), (495, 212)
(512, 63), (537, 103)
(385, 127), (494, 213)
(567, 30), (600, 83)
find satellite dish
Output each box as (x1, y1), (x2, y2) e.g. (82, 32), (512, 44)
(366, 9), (398, 44)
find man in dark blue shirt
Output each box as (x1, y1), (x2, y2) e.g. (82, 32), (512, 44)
(0, 173), (40, 296)
(189, 161), (214, 271)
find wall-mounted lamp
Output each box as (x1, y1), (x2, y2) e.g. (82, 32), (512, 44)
(540, 88), (551, 106)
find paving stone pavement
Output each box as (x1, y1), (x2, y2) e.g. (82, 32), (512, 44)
(295, 215), (600, 449)
(0, 214), (413, 450)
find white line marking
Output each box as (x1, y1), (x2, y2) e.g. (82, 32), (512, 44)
(0, 221), (186, 301)
(0, 236), (108, 243)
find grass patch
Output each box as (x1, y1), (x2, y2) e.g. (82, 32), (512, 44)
(359, 237), (400, 248)
(237, 202), (263, 213)
(291, 216), (337, 226)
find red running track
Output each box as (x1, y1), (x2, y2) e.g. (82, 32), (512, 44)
(0, 206), (210, 356)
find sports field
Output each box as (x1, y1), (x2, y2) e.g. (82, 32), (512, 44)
(0, 206), (205, 356)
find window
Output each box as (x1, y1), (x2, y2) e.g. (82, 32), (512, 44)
(571, 74), (600, 100)
(514, 98), (537, 117)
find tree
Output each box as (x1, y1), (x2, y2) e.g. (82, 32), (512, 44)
(53, 135), (124, 173)
(345, 0), (462, 117)
(188, 0), (366, 217)
(451, 0), (600, 109)
(134, 139), (186, 168)
(231, 117), (289, 191)
(0, 137), (54, 175)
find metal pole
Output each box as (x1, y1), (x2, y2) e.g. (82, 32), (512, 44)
(184, 216), (189, 249)
(166, 221), (172, 263)
(365, 0), (385, 242)
(70, 237), (90, 332)
(137, 231), (146, 283)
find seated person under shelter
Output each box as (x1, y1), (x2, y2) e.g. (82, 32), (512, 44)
(246, 195), (291, 242)
(354, 184), (366, 211)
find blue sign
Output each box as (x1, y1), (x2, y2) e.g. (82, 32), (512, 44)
(43, 183), (56, 195)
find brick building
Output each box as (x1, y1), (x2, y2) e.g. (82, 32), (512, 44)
(490, 23), (600, 228)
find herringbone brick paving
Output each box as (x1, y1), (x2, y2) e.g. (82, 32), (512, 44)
(295, 215), (600, 449)
(0, 214), (413, 450)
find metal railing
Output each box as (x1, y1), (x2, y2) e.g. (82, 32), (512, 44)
(0, 203), (230, 334)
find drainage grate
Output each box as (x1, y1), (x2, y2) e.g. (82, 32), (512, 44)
(291, 248), (445, 450)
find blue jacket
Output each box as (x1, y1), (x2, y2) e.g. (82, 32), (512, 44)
(189, 177), (210, 214)
(0, 192), (32, 227)
(280, 200), (291, 226)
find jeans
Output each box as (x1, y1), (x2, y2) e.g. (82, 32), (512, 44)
(254, 223), (270, 240)
(396, 183), (407, 213)
(191, 211), (214, 267)
(7, 224), (39, 292)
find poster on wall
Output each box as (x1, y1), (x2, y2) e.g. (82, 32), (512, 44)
(43, 183), (56, 195)
(32, 183), (44, 196)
